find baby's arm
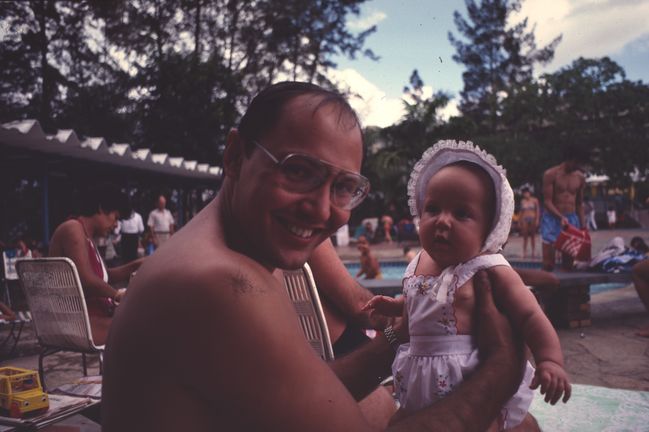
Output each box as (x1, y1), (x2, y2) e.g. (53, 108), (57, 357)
(489, 266), (571, 405)
(361, 295), (404, 317)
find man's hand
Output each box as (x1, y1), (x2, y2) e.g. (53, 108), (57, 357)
(560, 216), (569, 228)
(530, 361), (572, 405)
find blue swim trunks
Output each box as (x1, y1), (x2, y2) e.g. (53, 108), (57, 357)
(541, 212), (580, 244)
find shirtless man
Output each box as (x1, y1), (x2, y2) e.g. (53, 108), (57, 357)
(541, 145), (588, 271)
(102, 82), (528, 431)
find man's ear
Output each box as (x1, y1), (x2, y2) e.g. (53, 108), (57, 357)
(223, 128), (245, 180)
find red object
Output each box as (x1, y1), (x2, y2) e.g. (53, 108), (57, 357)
(555, 224), (591, 261)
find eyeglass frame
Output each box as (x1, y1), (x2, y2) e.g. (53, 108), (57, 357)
(250, 140), (370, 210)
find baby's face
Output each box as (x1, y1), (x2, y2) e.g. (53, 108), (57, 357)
(419, 164), (494, 268)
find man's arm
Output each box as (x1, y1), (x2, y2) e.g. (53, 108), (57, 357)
(542, 168), (565, 222)
(168, 210), (175, 235)
(147, 212), (158, 245)
(106, 257), (145, 285)
(309, 239), (389, 330)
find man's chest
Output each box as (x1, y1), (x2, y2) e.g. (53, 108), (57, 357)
(555, 173), (582, 194)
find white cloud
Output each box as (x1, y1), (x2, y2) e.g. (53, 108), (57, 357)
(440, 98), (460, 121)
(514, 0), (649, 71)
(327, 68), (405, 128)
(328, 68), (462, 127)
(347, 10), (387, 31)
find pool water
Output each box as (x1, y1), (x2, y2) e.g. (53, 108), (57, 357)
(344, 261), (628, 294)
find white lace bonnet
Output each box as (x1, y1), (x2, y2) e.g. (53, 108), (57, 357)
(407, 140), (514, 254)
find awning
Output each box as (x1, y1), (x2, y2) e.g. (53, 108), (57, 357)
(0, 119), (222, 181)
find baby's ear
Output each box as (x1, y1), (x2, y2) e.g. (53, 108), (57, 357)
(223, 129), (244, 179)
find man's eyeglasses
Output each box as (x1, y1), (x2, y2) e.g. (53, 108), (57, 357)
(252, 141), (370, 210)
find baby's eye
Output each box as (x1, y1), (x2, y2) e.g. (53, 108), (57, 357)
(425, 204), (440, 214)
(454, 209), (471, 219)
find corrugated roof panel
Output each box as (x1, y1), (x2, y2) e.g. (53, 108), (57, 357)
(0, 120), (221, 180)
(169, 157), (184, 167)
(81, 137), (109, 152)
(109, 143), (132, 157)
(134, 148), (152, 161)
(151, 153), (169, 165)
(183, 160), (197, 170)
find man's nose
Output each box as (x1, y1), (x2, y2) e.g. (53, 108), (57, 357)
(301, 182), (333, 221)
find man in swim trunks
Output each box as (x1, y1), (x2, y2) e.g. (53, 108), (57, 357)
(541, 144), (588, 271)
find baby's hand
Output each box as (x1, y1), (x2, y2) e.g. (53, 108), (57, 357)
(530, 360), (571, 404)
(361, 295), (404, 317)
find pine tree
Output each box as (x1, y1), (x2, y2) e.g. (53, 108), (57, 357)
(448, 0), (561, 131)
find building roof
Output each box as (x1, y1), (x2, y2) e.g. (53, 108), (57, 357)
(0, 119), (222, 181)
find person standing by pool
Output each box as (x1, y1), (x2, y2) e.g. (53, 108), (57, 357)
(541, 144), (588, 271)
(519, 187), (540, 259)
(120, 207), (145, 262)
(583, 197), (597, 231)
(147, 194), (174, 251)
(103, 82), (529, 431)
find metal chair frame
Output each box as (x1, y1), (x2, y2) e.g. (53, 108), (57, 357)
(16, 257), (104, 388)
(282, 263), (334, 361)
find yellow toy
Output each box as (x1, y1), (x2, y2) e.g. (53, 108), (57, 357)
(0, 367), (49, 418)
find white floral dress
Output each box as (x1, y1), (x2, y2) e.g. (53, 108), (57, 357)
(393, 251), (535, 429)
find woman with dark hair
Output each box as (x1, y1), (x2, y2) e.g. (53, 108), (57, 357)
(48, 184), (144, 345)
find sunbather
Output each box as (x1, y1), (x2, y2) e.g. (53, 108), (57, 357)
(102, 81), (532, 431)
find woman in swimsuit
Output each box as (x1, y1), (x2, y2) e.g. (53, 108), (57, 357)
(519, 187), (540, 259)
(48, 185), (144, 345)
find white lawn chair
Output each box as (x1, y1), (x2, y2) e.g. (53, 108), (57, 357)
(282, 263), (334, 361)
(15, 257), (104, 388)
(1, 251), (32, 356)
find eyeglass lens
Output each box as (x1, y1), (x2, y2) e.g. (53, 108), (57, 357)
(278, 155), (367, 209)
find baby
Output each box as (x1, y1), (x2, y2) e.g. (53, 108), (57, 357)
(364, 140), (570, 430)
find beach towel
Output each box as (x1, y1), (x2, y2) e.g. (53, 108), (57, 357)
(530, 384), (649, 432)
(555, 224), (591, 261)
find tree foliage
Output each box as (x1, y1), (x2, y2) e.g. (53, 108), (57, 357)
(448, 0), (561, 131)
(0, 0), (376, 165)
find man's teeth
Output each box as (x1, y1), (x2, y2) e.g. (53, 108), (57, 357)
(288, 225), (313, 238)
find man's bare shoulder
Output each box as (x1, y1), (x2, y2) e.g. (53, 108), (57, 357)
(542, 164), (560, 180)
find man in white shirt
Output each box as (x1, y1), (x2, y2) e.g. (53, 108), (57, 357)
(121, 209), (145, 261)
(147, 195), (175, 250)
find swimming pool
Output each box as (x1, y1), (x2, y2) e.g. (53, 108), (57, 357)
(344, 261), (628, 294)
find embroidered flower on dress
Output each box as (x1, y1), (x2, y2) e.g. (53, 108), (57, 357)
(417, 279), (432, 295)
(435, 374), (454, 397)
(395, 371), (407, 395)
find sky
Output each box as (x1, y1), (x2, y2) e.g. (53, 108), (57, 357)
(329, 0), (649, 128)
